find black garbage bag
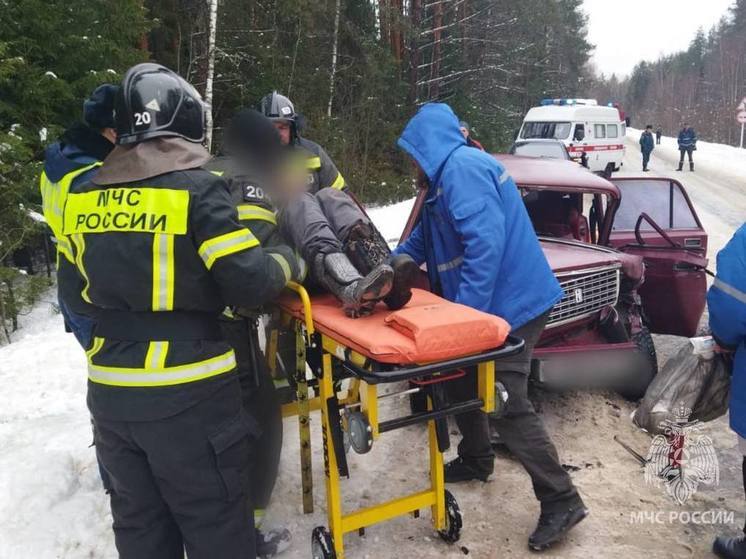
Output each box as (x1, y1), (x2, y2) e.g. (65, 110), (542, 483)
(633, 338), (732, 435)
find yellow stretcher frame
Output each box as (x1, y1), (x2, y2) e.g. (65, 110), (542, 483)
(271, 282), (523, 559)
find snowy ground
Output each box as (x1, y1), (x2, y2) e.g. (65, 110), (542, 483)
(1, 135), (745, 559)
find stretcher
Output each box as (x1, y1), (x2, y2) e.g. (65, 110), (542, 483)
(268, 283), (524, 558)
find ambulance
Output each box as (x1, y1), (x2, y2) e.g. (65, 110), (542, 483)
(517, 98), (626, 176)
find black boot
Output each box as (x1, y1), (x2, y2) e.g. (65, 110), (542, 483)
(528, 498), (589, 552)
(676, 163), (683, 171)
(343, 221), (418, 310)
(313, 252), (393, 317)
(444, 456), (493, 483)
(690, 161), (695, 171)
(714, 536), (746, 559)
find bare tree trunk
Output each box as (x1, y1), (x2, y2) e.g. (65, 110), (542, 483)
(327, 0), (341, 117)
(204, 0), (219, 152)
(408, 0), (421, 103)
(0, 284), (9, 344)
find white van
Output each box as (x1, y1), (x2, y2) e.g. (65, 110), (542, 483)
(517, 99), (626, 176)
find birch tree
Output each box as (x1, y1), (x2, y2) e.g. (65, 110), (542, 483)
(204, 0), (218, 151)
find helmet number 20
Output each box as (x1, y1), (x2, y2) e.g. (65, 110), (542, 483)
(134, 111), (152, 126)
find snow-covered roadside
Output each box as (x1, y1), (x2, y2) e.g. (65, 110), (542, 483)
(0, 298), (115, 558)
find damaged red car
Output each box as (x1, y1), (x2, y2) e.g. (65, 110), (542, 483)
(400, 155), (709, 399)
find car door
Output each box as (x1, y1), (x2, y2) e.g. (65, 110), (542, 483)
(606, 177), (708, 337)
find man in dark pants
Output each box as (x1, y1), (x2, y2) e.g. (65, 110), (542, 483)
(655, 125), (663, 145)
(640, 125), (655, 171)
(677, 123), (697, 171)
(59, 64), (299, 559)
(394, 103), (587, 552)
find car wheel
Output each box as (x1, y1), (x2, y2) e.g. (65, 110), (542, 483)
(617, 326), (658, 401)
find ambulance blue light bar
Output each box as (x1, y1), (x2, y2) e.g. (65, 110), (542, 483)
(540, 98), (598, 106)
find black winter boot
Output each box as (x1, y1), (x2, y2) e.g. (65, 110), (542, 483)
(343, 221), (418, 310)
(313, 252), (393, 317)
(528, 498), (589, 552)
(676, 163), (683, 171)
(714, 536), (746, 558)
(690, 161), (695, 171)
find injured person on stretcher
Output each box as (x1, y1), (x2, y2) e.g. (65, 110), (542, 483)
(272, 157), (419, 318)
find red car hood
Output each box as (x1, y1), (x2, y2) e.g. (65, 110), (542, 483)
(540, 238), (623, 275)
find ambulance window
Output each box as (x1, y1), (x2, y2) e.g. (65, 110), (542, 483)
(621, 123), (626, 136)
(520, 122), (571, 140)
(594, 124), (606, 138)
(607, 124), (619, 138)
(573, 124), (585, 141)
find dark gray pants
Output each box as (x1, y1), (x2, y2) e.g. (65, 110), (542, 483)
(679, 147), (694, 165)
(279, 188), (370, 262)
(93, 380), (257, 559)
(447, 311), (579, 509)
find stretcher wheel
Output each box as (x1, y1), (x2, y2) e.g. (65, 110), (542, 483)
(438, 490), (463, 543)
(343, 410), (373, 454)
(311, 526), (336, 559)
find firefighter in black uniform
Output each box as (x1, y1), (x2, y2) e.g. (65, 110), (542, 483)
(58, 63), (299, 559)
(206, 109), (294, 558)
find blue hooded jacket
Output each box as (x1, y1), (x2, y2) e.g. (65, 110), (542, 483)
(394, 103), (562, 329)
(707, 224), (746, 437)
(677, 127), (697, 150)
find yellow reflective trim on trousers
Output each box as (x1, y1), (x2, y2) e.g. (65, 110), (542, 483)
(237, 204), (277, 225)
(40, 163), (101, 240)
(144, 341), (169, 369)
(330, 172), (345, 190)
(210, 170), (225, 177)
(306, 156), (321, 170)
(88, 349), (236, 387)
(85, 337), (105, 360)
(70, 233), (92, 303)
(269, 253), (291, 284)
(198, 229), (258, 270)
(64, 187), (189, 235)
(152, 234), (175, 310)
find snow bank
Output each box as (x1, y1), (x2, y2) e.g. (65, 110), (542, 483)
(0, 298), (115, 559)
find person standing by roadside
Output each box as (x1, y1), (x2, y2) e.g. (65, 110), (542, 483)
(709, 224), (746, 559)
(394, 103), (587, 553)
(40, 84), (118, 349)
(655, 125), (663, 145)
(640, 125), (655, 172)
(677, 123), (697, 171)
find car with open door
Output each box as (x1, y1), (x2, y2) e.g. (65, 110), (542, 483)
(399, 155), (708, 399)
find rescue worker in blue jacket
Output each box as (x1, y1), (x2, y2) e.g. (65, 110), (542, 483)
(58, 63), (300, 559)
(40, 84), (118, 348)
(639, 125), (655, 172)
(677, 123), (697, 171)
(394, 103), (587, 552)
(709, 224), (746, 559)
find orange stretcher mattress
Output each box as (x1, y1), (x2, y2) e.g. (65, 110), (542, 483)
(278, 288), (510, 364)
